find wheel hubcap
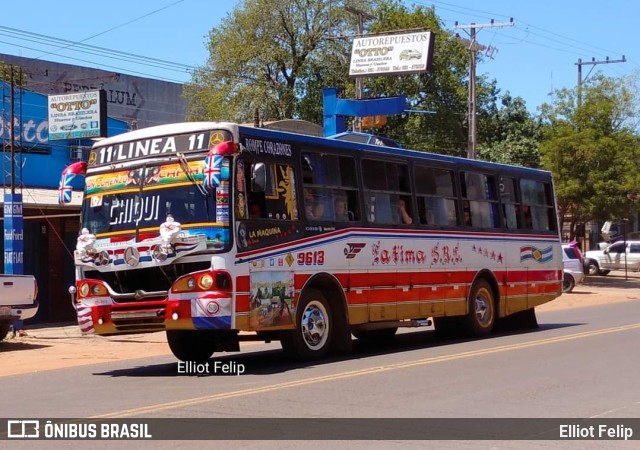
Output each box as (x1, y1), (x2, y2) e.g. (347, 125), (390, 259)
(474, 290), (491, 327)
(301, 301), (328, 350)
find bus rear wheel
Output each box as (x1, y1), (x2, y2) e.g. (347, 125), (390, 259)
(281, 289), (332, 361)
(166, 330), (216, 362)
(462, 279), (496, 337)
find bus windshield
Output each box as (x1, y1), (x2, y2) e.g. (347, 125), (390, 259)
(81, 160), (231, 250)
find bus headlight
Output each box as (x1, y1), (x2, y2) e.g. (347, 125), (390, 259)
(91, 284), (107, 296)
(79, 283), (90, 297)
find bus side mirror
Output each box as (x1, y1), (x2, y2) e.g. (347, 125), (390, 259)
(252, 162), (266, 193)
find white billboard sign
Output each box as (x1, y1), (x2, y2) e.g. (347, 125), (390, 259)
(48, 90), (107, 141)
(349, 31), (434, 77)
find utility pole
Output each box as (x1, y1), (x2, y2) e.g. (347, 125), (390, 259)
(10, 65), (15, 195)
(2, 64), (24, 275)
(455, 19), (513, 159)
(576, 56), (626, 107)
(345, 4), (375, 133)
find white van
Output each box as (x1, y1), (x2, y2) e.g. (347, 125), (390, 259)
(562, 244), (585, 293)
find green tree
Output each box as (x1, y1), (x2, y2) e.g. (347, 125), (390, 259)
(0, 61), (28, 86)
(477, 92), (543, 168)
(360, 1), (478, 155)
(185, 0), (501, 156)
(184, 0), (372, 123)
(539, 73), (640, 237)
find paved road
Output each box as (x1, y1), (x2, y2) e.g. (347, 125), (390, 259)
(1, 273), (639, 449)
(1, 271), (640, 378)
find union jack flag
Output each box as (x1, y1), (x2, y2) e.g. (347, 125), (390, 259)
(203, 152), (222, 191)
(58, 161), (87, 204)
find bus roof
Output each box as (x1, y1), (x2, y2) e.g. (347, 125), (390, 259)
(92, 120), (551, 178)
(238, 124), (552, 178)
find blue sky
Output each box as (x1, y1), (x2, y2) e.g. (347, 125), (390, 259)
(1, 0), (637, 113)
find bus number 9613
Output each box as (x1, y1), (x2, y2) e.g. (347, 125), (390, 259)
(297, 251), (324, 266)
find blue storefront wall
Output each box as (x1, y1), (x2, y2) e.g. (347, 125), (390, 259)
(1, 82), (129, 188)
(1, 82), (130, 322)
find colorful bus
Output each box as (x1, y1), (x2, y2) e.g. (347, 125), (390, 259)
(60, 122), (563, 362)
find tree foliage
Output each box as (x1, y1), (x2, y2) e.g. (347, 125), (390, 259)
(360, 1), (470, 154)
(184, 0), (502, 156)
(184, 0), (371, 123)
(539, 73), (640, 236)
(0, 61), (28, 86)
(478, 92), (543, 168)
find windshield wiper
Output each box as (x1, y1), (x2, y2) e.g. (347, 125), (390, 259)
(177, 152), (208, 196)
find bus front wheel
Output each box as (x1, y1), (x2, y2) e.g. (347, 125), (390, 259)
(166, 330), (216, 362)
(281, 289), (332, 360)
(462, 279), (496, 337)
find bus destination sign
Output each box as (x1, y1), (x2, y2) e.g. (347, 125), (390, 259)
(88, 130), (233, 167)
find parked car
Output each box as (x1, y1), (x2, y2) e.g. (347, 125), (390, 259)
(562, 244), (585, 293)
(0, 274), (39, 341)
(584, 240), (640, 275)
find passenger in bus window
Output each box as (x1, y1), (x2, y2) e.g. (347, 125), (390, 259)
(463, 201), (472, 226)
(307, 202), (325, 220)
(304, 188), (324, 220)
(398, 198), (413, 225)
(334, 197), (350, 221)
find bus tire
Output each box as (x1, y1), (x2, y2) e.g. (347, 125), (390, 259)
(462, 279), (496, 337)
(281, 289), (332, 361)
(352, 327), (398, 342)
(166, 330), (216, 362)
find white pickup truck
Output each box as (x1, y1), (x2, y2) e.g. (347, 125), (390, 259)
(0, 274), (39, 341)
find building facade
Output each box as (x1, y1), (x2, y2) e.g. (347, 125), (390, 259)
(1, 79), (129, 322)
(1, 54), (188, 323)
(0, 53), (186, 130)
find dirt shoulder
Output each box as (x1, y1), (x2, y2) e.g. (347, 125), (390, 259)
(2, 272), (639, 377)
(0, 325), (171, 377)
(537, 271), (640, 311)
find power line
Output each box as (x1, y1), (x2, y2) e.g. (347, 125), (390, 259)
(32, 0), (186, 61)
(0, 26), (195, 72)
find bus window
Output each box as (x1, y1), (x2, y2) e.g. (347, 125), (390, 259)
(366, 194), (393, 224)
(414, 166), (458, 227)
(245, 162), (298, 221)
(302, 152), (359, 223)
(460, 171), (500, 228)
(520, 179), (557, 231)
(500, 176), (521, 230)
(362, 158), (412, 226)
